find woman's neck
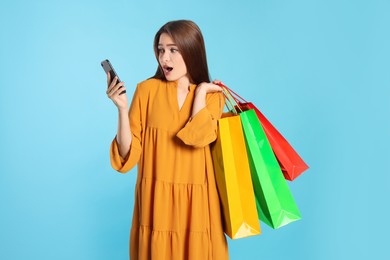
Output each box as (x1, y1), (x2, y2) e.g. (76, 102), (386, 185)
(177, 76), (190, 91)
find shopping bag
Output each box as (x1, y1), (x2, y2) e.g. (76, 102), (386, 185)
(240, 109), (302, 229)
(211, 112), (261, 239)
(241, 102), (309, 181)
(219, 84), (309, 181)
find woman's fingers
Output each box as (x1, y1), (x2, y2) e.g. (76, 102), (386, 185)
(112, 87), (127, 100)
(108, 84), (127, 104)
(199, 82), (223, 93)
(107, 76), (119, 91)
(210, 80), (223, 92)
(107, 79), (122, 94)
(107, 81), (125, 97)
(105, 74), (128, 110)
(106, 72), (111, 86)
(211, 85), (223, 92)
(212, 79), (222, 85)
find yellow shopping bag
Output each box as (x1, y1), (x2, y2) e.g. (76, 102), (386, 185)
(211, 112), (261, 239)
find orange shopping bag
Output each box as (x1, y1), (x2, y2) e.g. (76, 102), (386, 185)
(211, 112), (261, 239)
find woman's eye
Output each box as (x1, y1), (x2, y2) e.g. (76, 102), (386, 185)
(170, 48), (178, 53)
(158, 48), (164, 53)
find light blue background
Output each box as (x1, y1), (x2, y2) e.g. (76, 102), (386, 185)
(1, 0), (389, 259)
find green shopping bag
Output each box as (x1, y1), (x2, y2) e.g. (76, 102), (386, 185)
(240, 109), (301, 229)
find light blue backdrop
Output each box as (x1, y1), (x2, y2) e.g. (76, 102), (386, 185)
(1, 0), (389, 259)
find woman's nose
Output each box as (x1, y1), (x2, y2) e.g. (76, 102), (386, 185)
(162, 51), (170, 62)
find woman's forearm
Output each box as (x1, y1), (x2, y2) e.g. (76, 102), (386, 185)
(116, 108), (132, 159)
(191, 87), (207, 118)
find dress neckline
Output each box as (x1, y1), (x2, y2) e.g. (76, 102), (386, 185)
(168, 81), (196, 113)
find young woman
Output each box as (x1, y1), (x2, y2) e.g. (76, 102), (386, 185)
(107, 20), (229, 260)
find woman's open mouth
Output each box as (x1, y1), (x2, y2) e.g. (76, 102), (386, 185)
(162, 65), (173, 74)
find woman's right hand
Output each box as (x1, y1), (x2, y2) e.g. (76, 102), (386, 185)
(106, 72), (128, 111)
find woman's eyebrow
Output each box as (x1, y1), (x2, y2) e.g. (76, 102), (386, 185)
(158, 43), (177, 47)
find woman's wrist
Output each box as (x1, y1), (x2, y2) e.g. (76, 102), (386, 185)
(118, 107), (129, 114)
(195, 83), (207, 96)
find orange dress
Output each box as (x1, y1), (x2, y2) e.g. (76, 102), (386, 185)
(110, 78), (229, 260)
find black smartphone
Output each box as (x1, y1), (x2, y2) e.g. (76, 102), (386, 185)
(101, 59), (126, 94)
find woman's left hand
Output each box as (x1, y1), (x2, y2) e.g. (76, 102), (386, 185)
(196, 80), (223, 94)
(191, 80), (224, 118)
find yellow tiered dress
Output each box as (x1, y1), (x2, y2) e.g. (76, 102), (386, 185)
(110, 78), (229, 260)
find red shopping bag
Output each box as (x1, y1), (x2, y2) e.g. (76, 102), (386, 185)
(218, 84), (309, 181)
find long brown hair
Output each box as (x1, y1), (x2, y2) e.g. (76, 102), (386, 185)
(153, 20), (211, 85)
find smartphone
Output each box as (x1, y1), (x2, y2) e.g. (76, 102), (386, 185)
(101, 59), (126, 94)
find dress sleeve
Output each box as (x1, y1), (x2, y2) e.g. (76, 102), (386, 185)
(176, 92), (225, 148)
(110, 85), (143, 173)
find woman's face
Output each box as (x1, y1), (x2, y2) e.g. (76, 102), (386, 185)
(157, 33), (189, 82)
